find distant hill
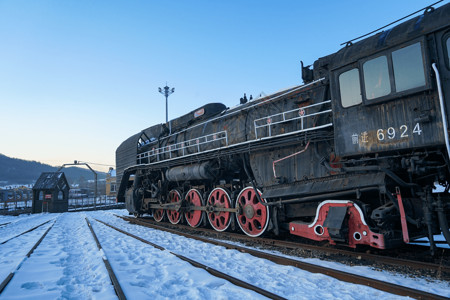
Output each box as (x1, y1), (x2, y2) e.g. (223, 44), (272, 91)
(0, 153), (106, 186)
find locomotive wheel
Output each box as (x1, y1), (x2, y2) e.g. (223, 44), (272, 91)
(153, 209), (165, 222)
(184, 189), (204, 228)
(167, 189), (182, 224)
(235, 187), (269, 237)
(207, 188), (232, 232)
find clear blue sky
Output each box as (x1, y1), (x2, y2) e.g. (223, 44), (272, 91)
(0, 0), (445, 172)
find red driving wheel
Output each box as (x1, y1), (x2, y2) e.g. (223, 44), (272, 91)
(153, 209), (165, 222)
(236, 187), (270, 237)
(184, 189), (204, 228)
(167, 189), (182, 224)
(207, 188), (232, 232)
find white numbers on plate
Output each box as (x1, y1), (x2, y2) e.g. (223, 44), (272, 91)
(376, 123), (421, 141)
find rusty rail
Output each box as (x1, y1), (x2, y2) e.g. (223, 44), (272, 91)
(85, 218), (126, 300)
(121, 215), (449, 275)
(0, 221), (55, 294)
(95, 218), (286, 300)
(0, 220), (53, 245)
(118, 215), (448, 300)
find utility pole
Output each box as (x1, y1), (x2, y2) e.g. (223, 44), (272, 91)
(158, 84), (175, 123)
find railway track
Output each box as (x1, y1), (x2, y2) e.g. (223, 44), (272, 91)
(0, 221), (55, 294)
(90, 218), (287, 300)
(85, 218), (127, 300)
(117, 215), (450, 278)
(0, 219), (53, 245)
(118, 215), (448, 300)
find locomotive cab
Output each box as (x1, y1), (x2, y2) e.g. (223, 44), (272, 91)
(306, 5), (450, 250)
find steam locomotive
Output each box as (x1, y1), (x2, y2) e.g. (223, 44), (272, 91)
(116, 3), (450, 252)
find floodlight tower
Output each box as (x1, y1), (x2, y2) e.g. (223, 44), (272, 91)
(158, 84), (175, 123)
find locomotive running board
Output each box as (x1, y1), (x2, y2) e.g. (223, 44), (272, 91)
(289, 200), (387, 249)
(262, 172), (385, 199)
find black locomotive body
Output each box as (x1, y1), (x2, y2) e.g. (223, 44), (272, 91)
(116, 3), (450, 251)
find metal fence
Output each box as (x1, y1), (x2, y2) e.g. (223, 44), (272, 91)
(68, 195), (123, 211)
(0, 195), (123, 215)
(0, 198), (32, 214)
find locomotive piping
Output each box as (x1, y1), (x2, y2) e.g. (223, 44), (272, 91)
(241, 154), (270, 207)
(272, 141), (310, 178)
(432, 63), (450, 166)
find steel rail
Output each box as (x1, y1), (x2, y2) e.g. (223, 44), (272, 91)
(0, 219), (52, 245)
(95, 218), (286, 300)
(118, 216), (449, 300)
(0, 222), (11, 227)
(265, 238), (450, 274)
(118, 215), (449, 274)
(85, 218), (126, 300)
(255, 236), (450, 275)
(0, 221), (55, 294)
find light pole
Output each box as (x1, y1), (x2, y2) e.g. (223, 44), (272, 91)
(158, 84), (175, 123)
(57, 161), (98, 209)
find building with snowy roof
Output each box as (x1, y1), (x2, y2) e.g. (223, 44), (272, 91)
(32, 172), (69, 213)
(106, 167), (116, 198)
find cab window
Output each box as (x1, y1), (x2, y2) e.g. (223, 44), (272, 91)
(392, 43), (425, 92)
(336, 40), (428, 108)
(363, 56), (391, 100)
(339, 68), (362, 107)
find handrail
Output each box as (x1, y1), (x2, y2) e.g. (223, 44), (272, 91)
(152, 77), (326, 142)
(432, 63), (450, 163)
(137, 131), (228, 164)
(254, 100), (332, 139)
(135, 98), (334, 166)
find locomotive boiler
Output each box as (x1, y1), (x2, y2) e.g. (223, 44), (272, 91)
(116, 3), (450, 252)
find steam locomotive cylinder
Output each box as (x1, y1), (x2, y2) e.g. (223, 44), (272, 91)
(165, 162), (218, 182)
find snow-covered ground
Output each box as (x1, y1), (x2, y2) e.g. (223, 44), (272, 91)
(0, 210), (448, 299)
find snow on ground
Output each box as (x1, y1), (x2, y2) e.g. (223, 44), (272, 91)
(0, 214), (56, 244)
(0, 210), (448, 300)
(0, 213), (117, 300)
(0, 216), (56, 290)
(91, 215), (265, 299)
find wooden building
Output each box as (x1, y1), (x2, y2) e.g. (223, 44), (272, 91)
(32, 172), (70, 213)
